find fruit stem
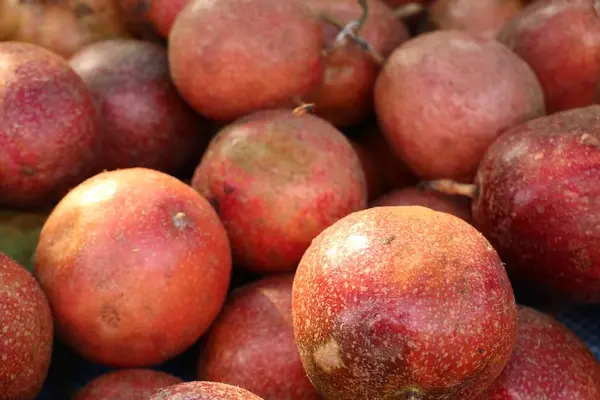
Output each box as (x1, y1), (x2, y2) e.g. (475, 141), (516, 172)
(292, 103), (316, 116)
(321, 14), (385, 66)
(420, 179), (477, 199)
(392, 3), (425, 19)
(356, 0), (369, 31)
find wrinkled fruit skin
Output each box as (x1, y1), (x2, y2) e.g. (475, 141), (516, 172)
(428, 0), (525, 40)
(150, 381), (264, 400)
(192, 109), (367, 274)
(478, 306), (600, 399)
(0, 253), (53, 400)
(0, 41), (100, 208)
(292, 206), (517, 400)
(498, 0), (600, 113)
(375, 30), (545, 182)
(169, 0), (324, 121)
(304, 0), (409, 127)
(198, 274), (320, 400)
(34, 168), (232, 367)
(119, 0), (190, 38)
(74, 369), (183, 400)
(371, 187), (472, 223)
(69, 39), (207, 175)
(472, 106), (600, 303)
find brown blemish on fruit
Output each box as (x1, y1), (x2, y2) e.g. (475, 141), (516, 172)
(382, 235), (395, 245)
(225, 131), (313, 180)
(223, 182), (235, 195)
(314, 338), (345, 372)
(100, 303), (120, 328)
(172, 212), (191, 230)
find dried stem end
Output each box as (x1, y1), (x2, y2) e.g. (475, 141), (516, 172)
(420, 179), (477, 199)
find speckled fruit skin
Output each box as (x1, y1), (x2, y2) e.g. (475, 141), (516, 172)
(119, 0), (190, 38)
(497, 0), (600, 113)
(0, 41), (100, 208)
(0, 253), (53, 400)
(150, 381), (264, 400)
(428, 0), (525, 40)
(371, 187), (472, 223)
(34, 168), (232, 367)
(69, 39), (207, 175)
(304, 0), (409, 127)
(374, 30), (545, 182)
(198, 274), (320, 400)
(478, 306), (600, 399)
(292, 206), (517, 400)
(191, 109), (367, 274)
(74, 369), (183, 400)
(472, 105), (600, 303)
(168, 0), (324, 122)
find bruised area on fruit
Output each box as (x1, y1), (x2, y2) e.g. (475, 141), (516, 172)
(69, 39), (208, 176)
(375, 30), (545, 182)
(427, 0), (525, 40)
(304, 0), (409, 127)
(497, 0), (600, 113)
(371, 186), (472, 224)
(0, 41), (101, 209)
(150, 381), (264, 400)
(34, 168), (232, 367)
(118, 0), (190, 39)
(472, 105), (600, 303)
(0, 253), (53, 400)
(198, 274), (320, 400)
(192, 110), (367, 274)
(292, 206), (517, 399)
(7, 0), (129, 58)
(168, 0), (324, 121)
(478, 306), (600, 399)
(74, 369), (183, 400)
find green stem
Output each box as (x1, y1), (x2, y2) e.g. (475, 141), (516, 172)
(357, 0), (369, 32)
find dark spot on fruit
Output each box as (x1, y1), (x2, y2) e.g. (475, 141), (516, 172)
(223, 182), (235, 195)
(382, 235), (395, 245)
(100, 304), (121, 328)
(20, 166), (35, 176)
(172, 212), (192, 230)
(478, 347), (485, 354)
(73, 2), (94, 18)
